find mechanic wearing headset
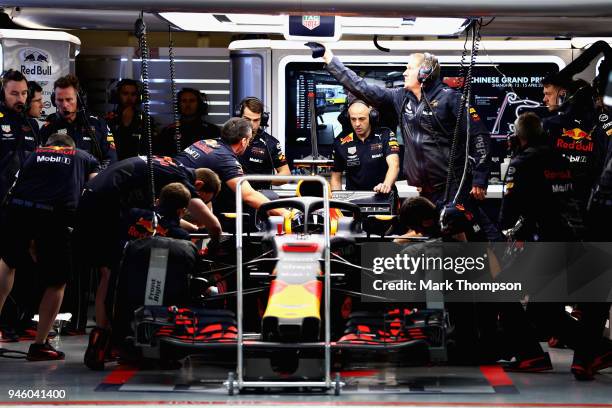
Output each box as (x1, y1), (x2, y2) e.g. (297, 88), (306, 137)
(105, 79), (154, 160)
(155, 88), (221, 156)
(311, 44), (491, 206)
(40, 74), (117, 168)
(541, 76), (601, 238)
(331, 98), (400, 193)
(237, 96), (290, 191)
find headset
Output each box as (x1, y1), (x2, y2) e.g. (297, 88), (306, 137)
(417, 52), (440, 84)
(235, 96), (270, 129)
(178, 87), (209, 116)
(50, 75), (103, 161)
(235, 96), (276, 176)
(109, 78), (143, 106)
(338, 99), (380, 131)
(50, 77), (88, 111)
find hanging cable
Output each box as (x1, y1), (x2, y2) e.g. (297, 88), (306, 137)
(443, 19), (481, 204)
(168, 25), (182, 155)
(135, 12), (157, 222)
(453, 20), (482, 204)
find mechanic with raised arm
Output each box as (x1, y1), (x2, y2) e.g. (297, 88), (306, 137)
(0, 132), (99, 360)
(40, 74), (117, 168)
(331, 99), (400, 193)
(175, 117), (286, 217)
(312, 44), (490, 205)
(237, 96), (290, 191)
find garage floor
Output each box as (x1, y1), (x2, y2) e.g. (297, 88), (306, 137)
(0, 334), (610, 408)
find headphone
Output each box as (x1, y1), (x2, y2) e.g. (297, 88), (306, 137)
(417, 52), (440, 84)
(178, 87), (209, 116)
(51, 79), (88, 111)
(235, 96), (270, 129)
(339, 99), (380, 130)
(110, 78), (143, 106)
(0, 69), (30, 107)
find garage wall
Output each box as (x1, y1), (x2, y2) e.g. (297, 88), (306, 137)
(76, 47), (231, 127)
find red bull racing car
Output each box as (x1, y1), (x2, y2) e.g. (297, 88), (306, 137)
(110, 180), (444, 383)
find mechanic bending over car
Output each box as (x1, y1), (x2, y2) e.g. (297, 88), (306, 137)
(73, 155), (222, 369)
(175, 117), (288, 218)
(331, 99), (400, 194)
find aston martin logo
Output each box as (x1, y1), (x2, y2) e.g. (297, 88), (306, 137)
(302, 16), (321, 31)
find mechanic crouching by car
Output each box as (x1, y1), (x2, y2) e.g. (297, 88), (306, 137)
(0, 133), (99, 360)
(331, 99), (400, 195)
(74, 156), (222, 370)
(395, 196), (548, 369)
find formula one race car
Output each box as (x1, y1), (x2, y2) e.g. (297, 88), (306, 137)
(109, 184), (444, 379)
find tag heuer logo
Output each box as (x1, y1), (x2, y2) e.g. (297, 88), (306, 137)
(347, 146), (357, 155)
(302, 16), (321, 31)
(2, 125), (11, 133)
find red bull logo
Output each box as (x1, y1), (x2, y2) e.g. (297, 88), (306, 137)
(561, 127), (591, 141)
(340, 134), (353, 145)
(129, 217), (169, 239)
(556, 138), (593, 152)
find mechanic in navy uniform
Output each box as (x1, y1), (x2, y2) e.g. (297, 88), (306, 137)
(587, 72), (612, 240)
(124, 182), (213, 242)
(0, 70), (40, 204)
(331, 99), (400, 193)
(0, 132), (99, 360)
(155, 88), (221, 157)
(105, 79), (153, 160)
(316, 45), (491, 205)
(237, 96), (290, 190)
(500, 112), (575, 240)
(78, 157), (222, 370)
(175, 117), (287, 218)
(502, 112), (612, 380)
(540, 76), (601, 235)
(40, 74), (117, 168)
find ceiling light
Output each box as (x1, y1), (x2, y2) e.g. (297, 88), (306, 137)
(160, 13), (468, 37)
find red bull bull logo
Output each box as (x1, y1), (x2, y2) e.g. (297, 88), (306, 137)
(128, 217), (169, 239)
(561, 127), (592, 141)
(340, 134), (353, 145)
